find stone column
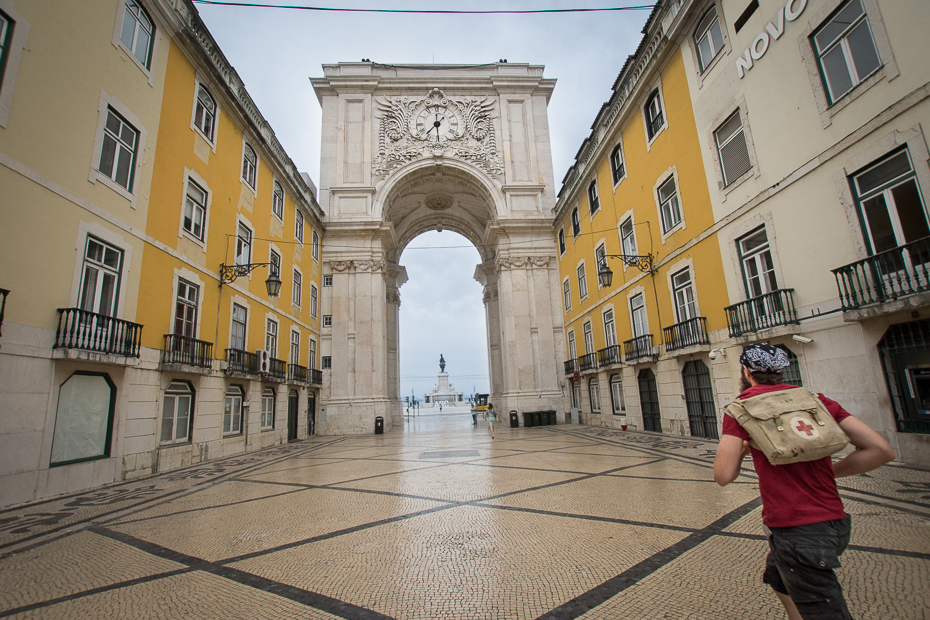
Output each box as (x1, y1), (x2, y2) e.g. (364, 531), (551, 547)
(385, 262), (406, 426)
(475, 261), (503, 403)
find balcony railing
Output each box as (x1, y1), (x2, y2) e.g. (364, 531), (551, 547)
(663, 317), (709, 352)
(55, 308), (142, 357)
(564, 359), (579, 375)
(310, 368), (323, 386)
(648, 112), (664, 138)
(163, 334), (213, 368)
(226, 348), (257, 374)
(725, 289), (798, 338)
(288, 363), (309, 384)
(623, 334), (654, 362)
(833, 237), (930, 310)
(597, 344), (622, 367)
(578, 352), (598, 372)
(268, 357), (287, 380)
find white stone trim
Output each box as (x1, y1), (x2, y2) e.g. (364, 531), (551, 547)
(178, 167), (212, 252)
(87, 92), (148, 209)
(0, 0), (29, 128)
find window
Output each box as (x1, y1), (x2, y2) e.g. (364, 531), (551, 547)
(272, 181), (285, 220)
(620, 218), (636, 257)
(715, 109), (752, 187)
(776, 344), (803, 387)
(266, 318), (277, 358)
(309, 338), (317, 370)
(269, 250), (281, 285)
(571, 207), (581, 237)
(577, 263), (588, 300)
(0, 9), (13, 89)
(567, 330), (577, 359)
(230, 303), (247, 350)
(630, 293), (648, 337)
(695, 7), (725, 72)
(261, 388), (275, 429)
(603, 308), (617, 347)
(292, 269), (301, 307)
(645, 89), (664, 140)
(174, 279), (199, 338)
(98, 107), (139, 192)
(80, 237), (123, 317)
(657, 176), (682, 234)
(323, 315), (332, 328)
(671, 268), (696, 323)
(290, 330), (300, 365)
(322, 355), (332, 369)
(161, 381), (193, 444)
(595, 244), (607, 286)
(738, 227), (778, 298)
(323, 275), (333, 287)
(194, 85), (216, 142)
(119, 0), (154, 69)
(183, 179), (207, 241)
(638, 369), (662, 432)
(310, 284), (318, 318)
(851, 149), (928, 254)
(583, 321), (594, 354)
(235, 223), (251, 266)
(683, 360), (718, 439)
(242, 143), (257, 189)
(588, 180), (600, 215)
(223, 385), (243, 434)
(311, 230), (319, 260)
(563, 278), (572, 311)
(610, 144), (625, 184)
(589, 378), (600, 412)
(610, 375), (626, 414)
(295, 209), (304, 243)
(50, 372), (116, 466)
(558, 229), (566, 255)
(812, 0), (881, 104)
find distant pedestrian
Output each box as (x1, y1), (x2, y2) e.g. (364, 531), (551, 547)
(485, 403), (497, 439)
(472, 405), (478, 425)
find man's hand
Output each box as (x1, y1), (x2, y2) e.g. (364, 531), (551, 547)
(714, 435), (751, 486)
(833, 416), (895, 478)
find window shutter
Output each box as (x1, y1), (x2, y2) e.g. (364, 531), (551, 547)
(716, 112), (751, 185)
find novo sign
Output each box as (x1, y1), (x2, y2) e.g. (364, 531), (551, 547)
(736, 0), (808, 79)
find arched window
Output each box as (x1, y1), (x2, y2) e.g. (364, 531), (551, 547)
(776, 344), (803, 387)
(120, 0), (155, 69)
(51, 372), (116, 466)
(610, 143), (625, 184)
(645, 89), (664, 139)
(682, 360), (718, 439)
(610, 374), (626, 415)
(589, 378), (600, 412)
(638, 369), (661, 432)
(242, 144), (257, 188)
(161, 381), (194, 444)
(194, 85), (216, 141)
(588, 180), (600, 215)
(695, 7), (725, 71)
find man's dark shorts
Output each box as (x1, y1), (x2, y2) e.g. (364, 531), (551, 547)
(763, 516), (853, 620)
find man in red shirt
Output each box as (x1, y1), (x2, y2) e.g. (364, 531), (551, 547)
(714, 343), (895, 620)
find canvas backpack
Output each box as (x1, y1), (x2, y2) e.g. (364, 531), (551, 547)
(723, 387), (849, 465)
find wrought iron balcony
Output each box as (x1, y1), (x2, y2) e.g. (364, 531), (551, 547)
(725, 289), (798, 338)
(663, 317), (709, 352)
(564, 359), (579, 375)
(226, 348), (257, 374)
(288, 363), (309, 384)
(310, 368), (323, 386)
(623, 334), (654, 362)
(647, 112), (664, 138)
(55, 308), (142, 358)
(268, 357), (287, 380)
(832, 237), (930, 310)
(578, 352), (598, 372)
(596, 344), (622, 367)
(163, 334), (213, 368)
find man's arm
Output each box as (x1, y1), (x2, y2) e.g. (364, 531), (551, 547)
(714, 435), (751, 486)
(833, 416), (895, 478)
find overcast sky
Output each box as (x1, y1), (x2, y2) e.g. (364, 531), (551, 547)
(195, 1), (650, 400)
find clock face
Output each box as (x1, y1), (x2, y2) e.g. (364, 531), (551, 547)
(414, 105), (460, 143)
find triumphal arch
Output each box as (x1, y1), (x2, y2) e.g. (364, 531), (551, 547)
(310, 62), (566, 433)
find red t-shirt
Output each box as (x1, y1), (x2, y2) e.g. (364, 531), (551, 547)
(722, 384), (852, 528)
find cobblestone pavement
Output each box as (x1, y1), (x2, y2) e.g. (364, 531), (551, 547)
(1, 412), (928, 619)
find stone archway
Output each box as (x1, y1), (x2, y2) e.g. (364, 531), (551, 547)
(311, 62), (566, 434)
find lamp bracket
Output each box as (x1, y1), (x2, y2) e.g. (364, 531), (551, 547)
(219, 262), (276, 284)
(602, 253), (654, 274)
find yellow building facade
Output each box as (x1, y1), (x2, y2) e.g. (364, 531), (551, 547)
(555, 7), (730, 438)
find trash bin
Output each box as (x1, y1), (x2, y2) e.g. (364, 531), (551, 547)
(375, 416), (384, 434)
(546, 410), (557, 425)
(510, 411), (519, 428)
(523, 411), (534, 427)
(530, 411), (541, 427)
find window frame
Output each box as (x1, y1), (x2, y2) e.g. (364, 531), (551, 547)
(567, 329), (577, 359)
(265, 317), (278, 359)
(671, 267), (697, 324)
(571, 207), (581, 238)
(173, 277), (199, 339)
(311, 229), (320, 260)
(292, 268), (302, 308)
(268, 247), (281, 284)
(583, 320), (595, 355)
(588, 378), (600, 413)
(655, 173), (684, 237)
(310, 283), (319, 318)
(181, 176), (208, 243)
(192, 83), (217, 145)
(161, 380), (194, 445)
(737, 226), (779, 300)
(50, 371), (117, 466)
(587, 179), (600, 216)
(223, 385), (243, 435)
(296, 208), (305, 245)
(235, 222), (252, 266)
(0, 1), (29, 128)
(811, 0), (882, 106)
(610, 374), (626, 415)
(610, 142), (626, 186)
(323, 275), (333, 287)
(114, 0), (156, 76)
(260, 387), (275, 430)
(290, 328), (300, 366)
(241, 141), (258, 192)
(323, 315), (332, 328)
(558, 228), (566, 255)
(577, 262), (588, 301)
(643, 86), (667, 146)
(694, 5), (726, 73)
(629, 291), (649, 338)
(562, 277), (572, 311)
(620, 216), (637, 258)
(79, 235), (124, 318)
(272, 181), (285, 221)
(603, 307), (617, 347)
(230, 302), (247, 351)
(309, 338), (317, 370)
(715, 109), (753, 187)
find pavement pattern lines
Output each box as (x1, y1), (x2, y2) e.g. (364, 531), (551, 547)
(0, 412), (928, 619)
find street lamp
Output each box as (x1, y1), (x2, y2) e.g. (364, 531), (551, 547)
(596, 253), (655, 287)
(219, 262), (282, 297)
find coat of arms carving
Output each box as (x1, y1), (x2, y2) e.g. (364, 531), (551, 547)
(373, 88), (504, 178)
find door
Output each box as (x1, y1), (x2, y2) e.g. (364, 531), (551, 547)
(682, 361), (718, 439)
(307, 391), (316, 436)
(287, 390), (298, 441)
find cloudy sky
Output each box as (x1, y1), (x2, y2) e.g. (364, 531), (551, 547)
(194, 0), (651, 400)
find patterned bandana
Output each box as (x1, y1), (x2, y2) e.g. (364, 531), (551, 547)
(739, 343), (790, 373)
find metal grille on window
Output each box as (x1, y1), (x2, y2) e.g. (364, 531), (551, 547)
(682, 360), (718, 439)
(715, 110), (752, 186)
(877, 319), (930, 434)
(638, 369), (662, 432)
(776, 345), (803, 387)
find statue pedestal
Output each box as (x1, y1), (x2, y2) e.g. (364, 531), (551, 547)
(425, 372), (462, 407)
